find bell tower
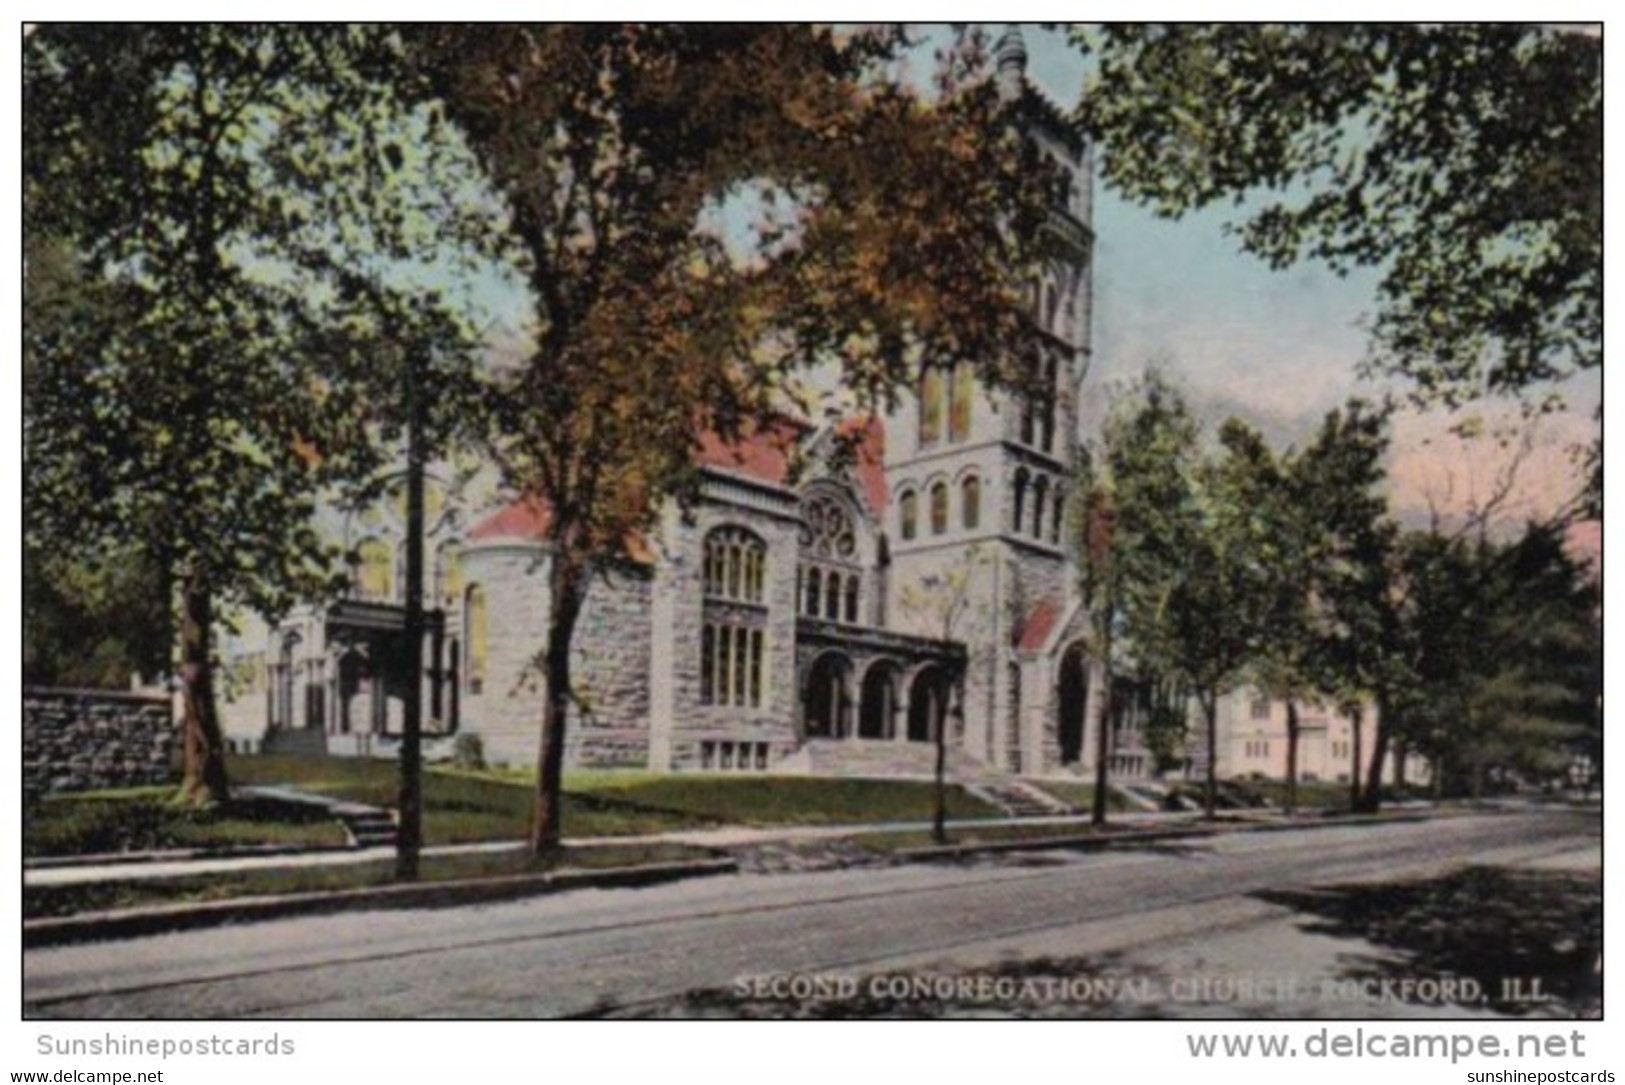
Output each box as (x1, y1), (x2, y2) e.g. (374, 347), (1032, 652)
(881, 24), (1094, 771)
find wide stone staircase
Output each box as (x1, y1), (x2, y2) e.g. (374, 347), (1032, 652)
(772, 739), (984, 780)
(772, 740), (1076, 819)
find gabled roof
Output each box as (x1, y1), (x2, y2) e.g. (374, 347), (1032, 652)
(1016, 598), (1061, 652)
(694, 415), (808, 488)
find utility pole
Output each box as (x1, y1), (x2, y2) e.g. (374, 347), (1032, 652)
(397, 346), (426, 881)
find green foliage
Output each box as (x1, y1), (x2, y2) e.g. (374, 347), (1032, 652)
(1075, 24), (1600, 403)
(23, 540), (172, 689)
(25, 26), (489, 800)
(395, 26), (1059, 849)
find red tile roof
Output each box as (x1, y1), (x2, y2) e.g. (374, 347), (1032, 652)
(694, 416), (808, 487)
(1016, 599), (1061, 652)
(836, 415), (889, 516)
(468, 497), (552, 542)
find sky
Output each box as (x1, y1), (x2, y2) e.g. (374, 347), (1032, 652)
(1007, 25), (1600, 532)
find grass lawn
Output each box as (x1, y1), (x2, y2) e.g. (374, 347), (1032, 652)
(25, 790), (349, 858)
(562, 772), (1003, 828)
(23, 841), (715, 920)
(1246, 779), (1355, 811)
(1024, 781), (1128, 813)
(28, 756), (1009, 859)
(230, 756), (1002, 835)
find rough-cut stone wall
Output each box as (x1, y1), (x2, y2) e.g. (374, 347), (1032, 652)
(569, 571), (654, 767)
(656, 485), (804, 771)
(24, 687), (177, 799)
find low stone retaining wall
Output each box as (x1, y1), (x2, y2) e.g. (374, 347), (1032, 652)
(24, 687), (177, 800)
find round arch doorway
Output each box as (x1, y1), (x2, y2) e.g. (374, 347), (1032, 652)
(803, 653), (854, 739)
(1057, 642), (1090, 766)
(907, 666), (953, 744)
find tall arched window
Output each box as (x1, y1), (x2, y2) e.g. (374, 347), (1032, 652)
(704, 527), (767, 604)
(1051, 493), (1065, 545)
(961, 475), (981, 531)
(1012, 469), (1029, 534)
(844, 575), (860, 623)
(805, 568), (822, 617)
(929, 481), (949, 535)
(1041, 356), (1059, 452)
(355, 537), (393, 602)
(948, 362), (974, 442)
(465, 585), (487, 695)
(919, 366), (946, 446)
(435, 540), (463, 605)
(824, 572), (841, 620)
(1033, 476), (1049, 539)
(899, 490), (918, 541)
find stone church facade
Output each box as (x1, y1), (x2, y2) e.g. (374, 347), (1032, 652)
(217, 30), (1141, 780)
(215, 31), (1409, 787)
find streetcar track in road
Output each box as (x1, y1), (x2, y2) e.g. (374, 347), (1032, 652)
(25, 815), (1591, 1015)
(556, 836), (1600, 1019)
(25, 850), (1171, 1009)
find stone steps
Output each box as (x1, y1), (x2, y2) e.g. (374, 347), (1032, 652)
(774, 739), (989, 780)
(967, 779), (1076, 818)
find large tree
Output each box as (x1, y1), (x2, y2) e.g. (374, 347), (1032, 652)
(24, 26), (479, 802)
(400, 25), (1056, 854)
(1074, 24), (1600, 405)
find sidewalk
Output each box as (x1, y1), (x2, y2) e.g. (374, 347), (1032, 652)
(25, 808), (1206, 888)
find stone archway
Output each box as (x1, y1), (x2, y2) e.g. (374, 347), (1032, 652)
(858, 661), (902, 740)
(907, 666), (953, 744)
(1058, 642), (1090, 765)
(804, 653), (854, 739)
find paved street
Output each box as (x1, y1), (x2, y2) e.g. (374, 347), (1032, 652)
(24, 809), (1598, 1019)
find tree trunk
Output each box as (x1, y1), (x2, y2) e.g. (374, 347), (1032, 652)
(530, 552), (587, 856)
(1284, 698), (1300, 816)
(1091, 658), (1113, 828)
(1348, 704), (1364, 810)
(178, 571), (230, 805)
(1359, 704), (1390, 814)
(1202, 689), (1218, 821)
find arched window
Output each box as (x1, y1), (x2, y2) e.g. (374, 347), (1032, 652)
(930, 481), (949, 535)
(919, 366), (946, 446)
(948, 362), (974, 442)
(704, 527), (767, 604)
(1012, 469), (1029, 534)
(355, 537), (393, 602)
(1041, 356), (1059, 452)
(899, 490), (918, 541)
(844, 575), (860, 624)
(434, 540), (463, 605)
(961, 475), (981, 531)
(1051, 493), (1065, 545)
(465, 585), (487, 695)
(806, 568), (822, 617)
(1033, 476), (1049, 539)
(824, 572), (841, 620)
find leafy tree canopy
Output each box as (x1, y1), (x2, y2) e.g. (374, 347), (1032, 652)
(1073, 24), (1600, 406)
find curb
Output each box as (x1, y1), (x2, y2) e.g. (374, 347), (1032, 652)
(891, 809), (1443, 862)
(25, 842), (360, 871)
(24, 857), (738, 948)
